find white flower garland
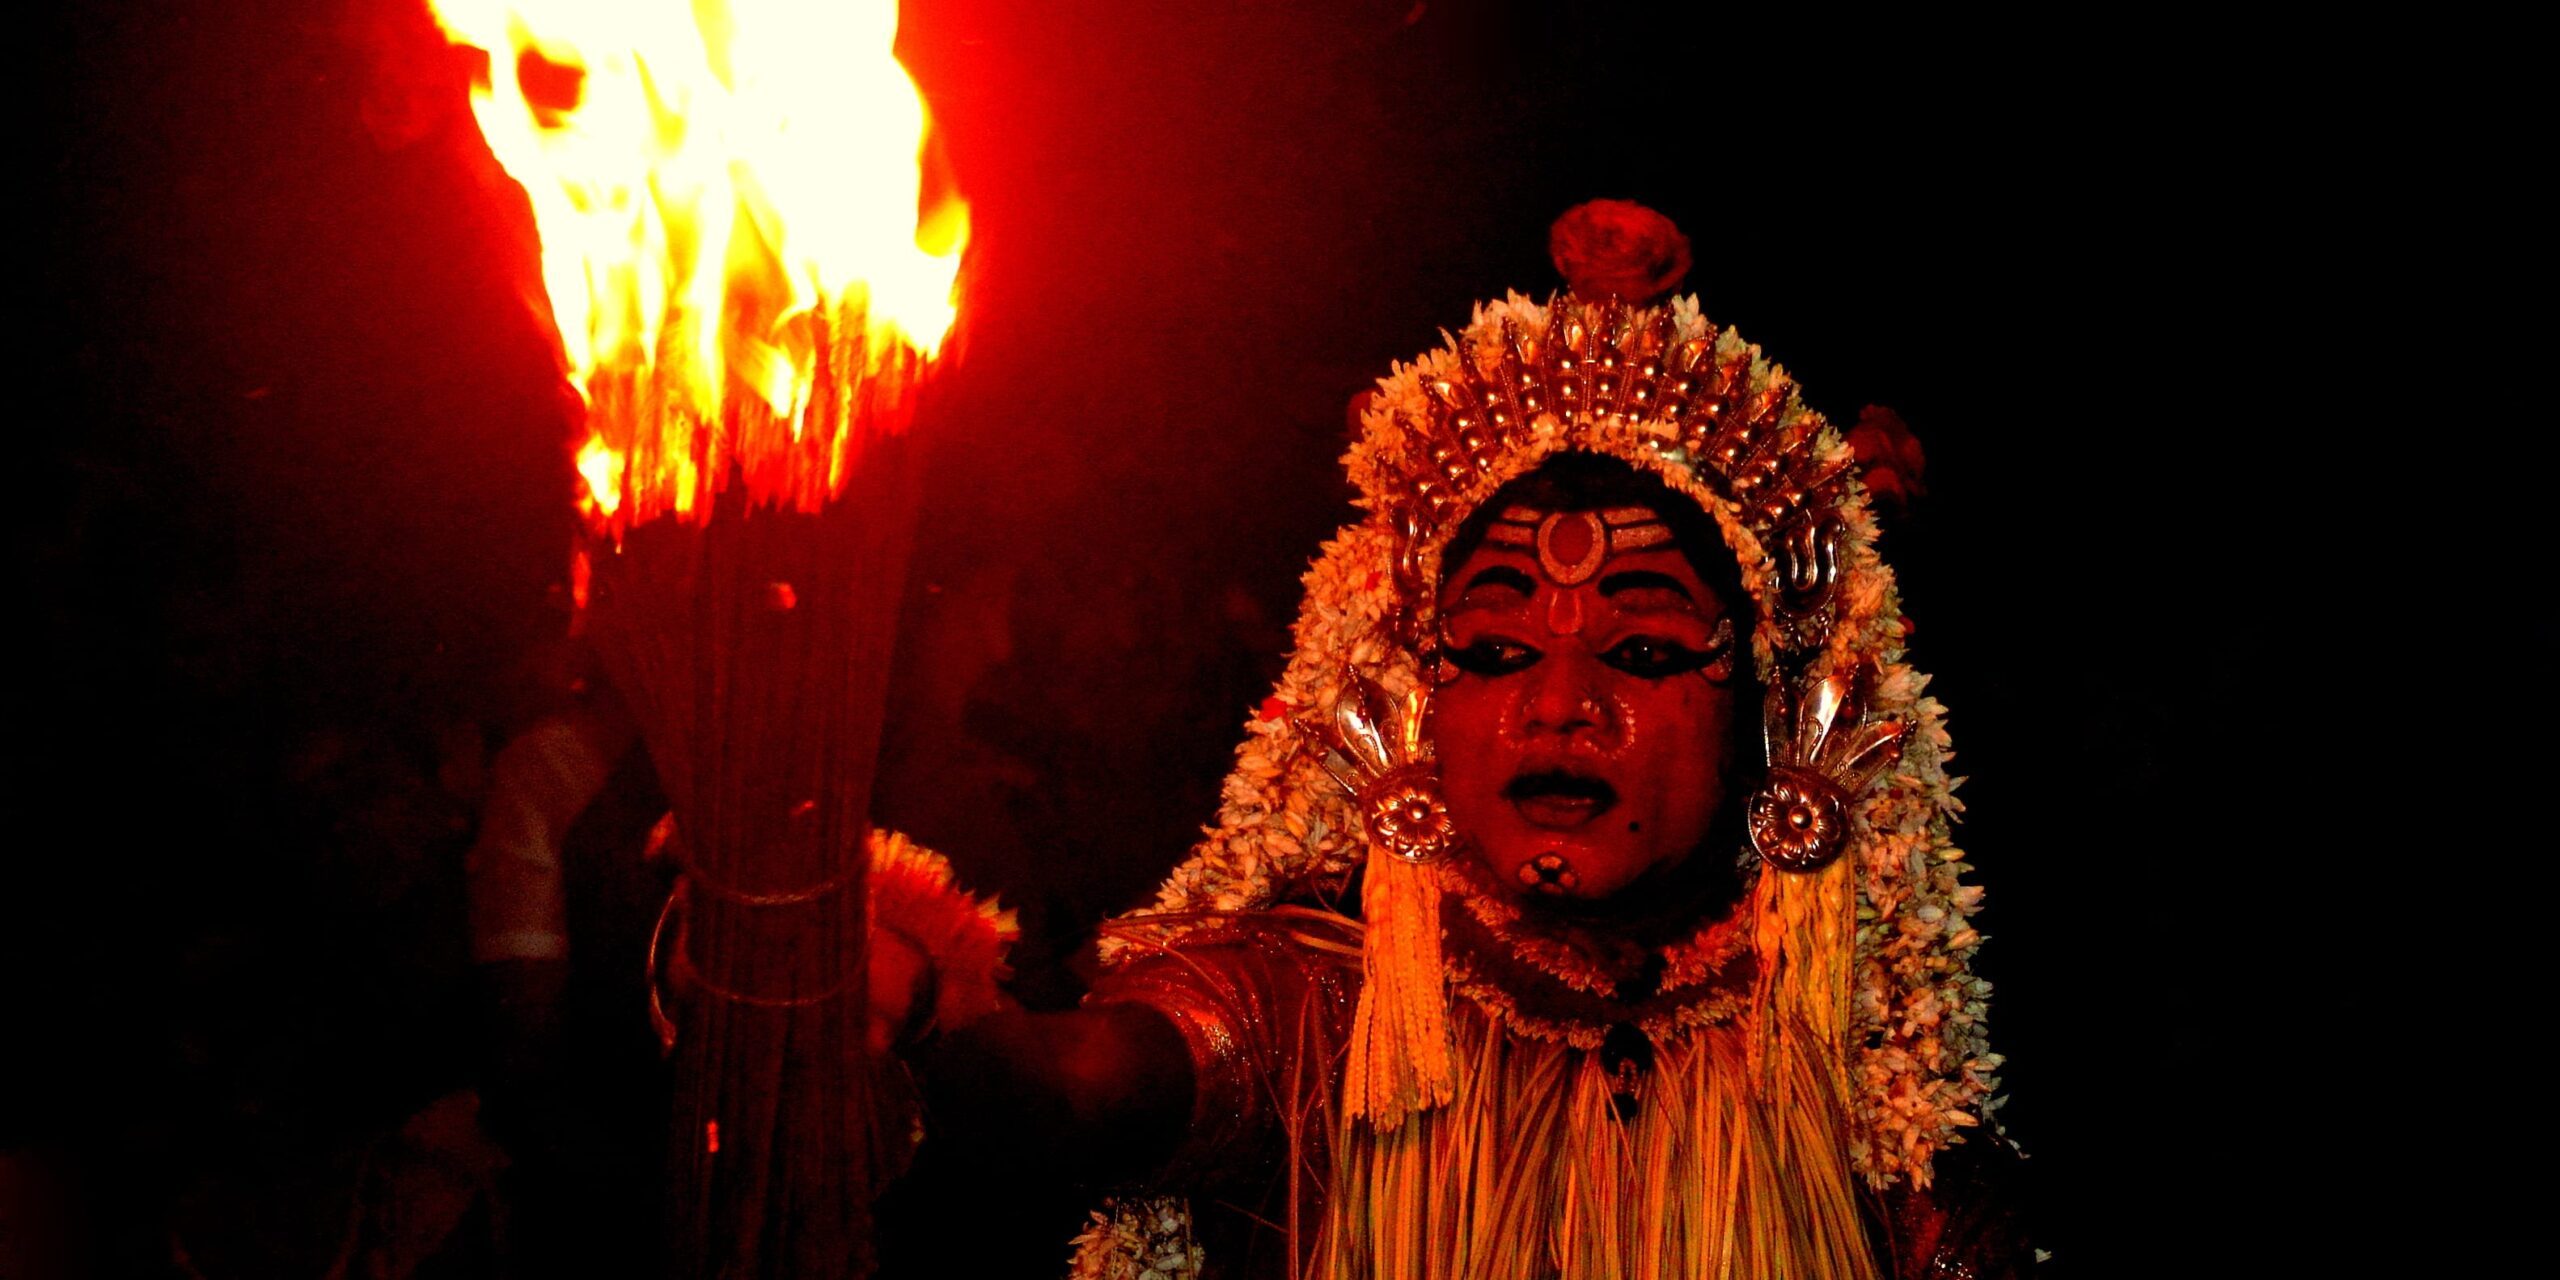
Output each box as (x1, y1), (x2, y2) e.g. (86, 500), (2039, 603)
(1067, 1195), (1205, 1280)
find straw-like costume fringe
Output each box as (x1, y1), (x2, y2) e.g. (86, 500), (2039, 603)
(1316, 854), (1869, 1279)
(1316, 1009), (1875, 1280)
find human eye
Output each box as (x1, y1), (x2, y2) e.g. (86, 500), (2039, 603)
(1599, 635), (1716, 679)
(1445, 635), (1541, 676)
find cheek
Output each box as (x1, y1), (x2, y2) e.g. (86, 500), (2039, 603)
(1613, 678), (1744, 833)
(1424, 670), (1751, 902)
(1427, 682), (1511, 804)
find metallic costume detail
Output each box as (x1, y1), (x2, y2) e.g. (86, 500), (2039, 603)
(1390, 506), (1431, 646)
(1772, 516), (1846, 653)
(1362, 765), (1461, 865)
(1747, 771), (1848, 874)
(1698, 616), (1740, 683)
(1307, 674), (1450, 864)
(1749, 666), (1908, 872)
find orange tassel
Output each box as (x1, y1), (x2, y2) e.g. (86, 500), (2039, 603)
(1345, 847), (1453, 1130)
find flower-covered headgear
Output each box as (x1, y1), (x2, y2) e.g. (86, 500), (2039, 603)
(1109, 205), (1997, 1186)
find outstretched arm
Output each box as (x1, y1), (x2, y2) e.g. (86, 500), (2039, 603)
(873, 919), (1357, 1272)
(912, 1002), (1195, 1192)
(881, 917), (1358, 1187)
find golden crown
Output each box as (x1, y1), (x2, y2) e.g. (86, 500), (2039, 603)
(1384, 292), (1851, 542)
(1353, 290), (1861, 656)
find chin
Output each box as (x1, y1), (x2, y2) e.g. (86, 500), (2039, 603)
(1479, 840), (1653, 904)
(1479, 841), (1743, 928)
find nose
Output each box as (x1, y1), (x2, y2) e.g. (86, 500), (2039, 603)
(1517, 646), (1612, 741)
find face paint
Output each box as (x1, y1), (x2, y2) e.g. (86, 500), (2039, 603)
(1517, 851), (1582, 896)
(1546, 588), (1585, 637)
(1487, 506), (1674, 586)
(1430, 503), (1748, 905)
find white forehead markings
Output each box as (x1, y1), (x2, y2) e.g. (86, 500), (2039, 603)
(1483, 504), (1673, 587)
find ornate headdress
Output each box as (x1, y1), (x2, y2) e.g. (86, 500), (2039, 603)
(1105, 205), (1997, 1190)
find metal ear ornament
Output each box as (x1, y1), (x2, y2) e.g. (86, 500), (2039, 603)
(1307, 673), (1458, 865)
(1748, 664), (1908, 873)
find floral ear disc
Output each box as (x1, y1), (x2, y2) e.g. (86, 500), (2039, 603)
(1749, 665), (1907, 873)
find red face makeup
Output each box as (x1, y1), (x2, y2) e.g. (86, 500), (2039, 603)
(1428, 505), (1746, 904)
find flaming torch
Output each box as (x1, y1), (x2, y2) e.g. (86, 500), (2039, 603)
(428, 1), (965, 1273)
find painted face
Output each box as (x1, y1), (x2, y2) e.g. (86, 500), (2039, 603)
(1428, 505), (1747, 904)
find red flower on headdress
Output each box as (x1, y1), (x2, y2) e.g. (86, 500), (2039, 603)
(1548, 200), (1694, 305)
(1847, 405), (1928, 521)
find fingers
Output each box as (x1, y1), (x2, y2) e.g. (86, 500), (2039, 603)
(866, 929), (933, 1058)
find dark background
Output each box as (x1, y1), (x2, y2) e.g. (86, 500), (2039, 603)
(18, 1), (2514, 1275)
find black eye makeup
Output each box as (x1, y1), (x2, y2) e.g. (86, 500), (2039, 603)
(1598, 636), (1714, 677)
(1445, 635), (1541, 676)
(1599, 616), (1736, 680)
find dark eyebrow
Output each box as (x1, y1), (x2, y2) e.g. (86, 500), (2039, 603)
(1459, 566), (1537, 597)
(1597, 569), (1695, 602)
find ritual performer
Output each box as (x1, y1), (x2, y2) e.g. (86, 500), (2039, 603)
(893, 202), (2033, 1279)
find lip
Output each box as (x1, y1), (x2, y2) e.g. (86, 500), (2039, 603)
(1513, 794), (1606, 829)
(1505, 769), (1618, 830)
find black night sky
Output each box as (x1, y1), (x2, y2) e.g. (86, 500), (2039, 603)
(17, 2), (2515, 1275)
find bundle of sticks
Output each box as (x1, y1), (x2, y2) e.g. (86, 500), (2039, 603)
(580, 309), (928, 1277)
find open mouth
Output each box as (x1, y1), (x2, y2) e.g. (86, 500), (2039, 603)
(1504, 769), (1619, 829)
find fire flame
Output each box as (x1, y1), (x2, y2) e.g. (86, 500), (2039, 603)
(430, 0), (967, 527)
